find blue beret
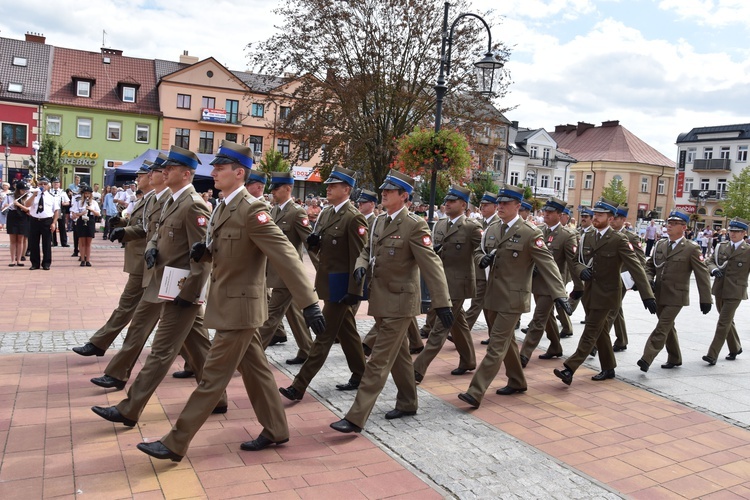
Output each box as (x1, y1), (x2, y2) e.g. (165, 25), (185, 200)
(666, 210), (689, 224)
(728, 218), (749, 231)
(520, 200), (533, 211)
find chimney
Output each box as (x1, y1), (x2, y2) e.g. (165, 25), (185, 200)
(554, 124), (576, 134)
(576, 122), (595, 136)
(179, 50), (199, 65)
(601, 120), (620, 128)
(511, 120), (519, 129)
(101, 48), (123, 56)
(25, 32), (46, 44)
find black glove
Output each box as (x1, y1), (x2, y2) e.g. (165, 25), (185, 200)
(700, 302), (712, 315)
(436, 307), (454, 329)
(173, 296), (193, 308)
(479, 251), (495, 269)
(190, 242), (207, 262)
(711, 268), (724, 278)
(109, 215), (122, 227)
(109, 227), (125, 243)
(643, 298), (657, 314)
(353, 267), (367, 285)
(303, 303), (326, 336)
(555, 297), (573, 316)
(532, 266), (539, 277)
(339, 293), (360, 306)
(144, 248), (158, 269)
(433, 244), (443, 254)
(580, 268), (593, 281)
(631, 282), (638, 292)
(307, 233), (321, 249)
(569, 290), (583, 301)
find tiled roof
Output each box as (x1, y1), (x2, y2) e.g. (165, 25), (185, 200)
(550, 122), (674, 168)
(49, 47), (160, 115)
(154, 59), (286, 93)
(0, 37), (53, 103)
(677, 123), (750, 143)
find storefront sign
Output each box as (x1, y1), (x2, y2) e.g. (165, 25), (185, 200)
(675, 204), (696, 214)
(61, 150), (98, 166)
(292, 166), (322, 182)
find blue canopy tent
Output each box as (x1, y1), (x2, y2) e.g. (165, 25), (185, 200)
(104, 149), (217, 192)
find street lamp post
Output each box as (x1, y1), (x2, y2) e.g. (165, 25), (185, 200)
(696, 190), (708, 231)
(427, 1), (503, 228)
(3, 140), (9, 185)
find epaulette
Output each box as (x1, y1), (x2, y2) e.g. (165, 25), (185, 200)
(190, 193), (203, 202)
(465, 217), (482, 227)
(407, 212), (422, 223)
(523, 220), (537, 230)
(685, 239), (700, 248)
(486, 218), (501, 228)
(347, 204), (360, 215)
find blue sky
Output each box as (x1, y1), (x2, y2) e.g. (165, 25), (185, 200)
(1, 0), (748, 160)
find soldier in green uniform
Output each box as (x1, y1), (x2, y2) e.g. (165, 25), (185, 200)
(552, 205), (577, 338)
(637, 210), (712, 372)
(554, 198), (656, 386)
(457, 185), (571, 408)
(704, 217), (750, 364)
(566, 206), (594, 320)
(330, 170), (452, 433)
(465, 192), (499, 331)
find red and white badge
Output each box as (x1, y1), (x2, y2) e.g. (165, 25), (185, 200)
(422, 235), (432, 246)
(257, 213), (269, 224)
(197, 216), (207, 227)
(572, 244), (578, 254)
(627, 242), (634, 251)
(358, 225), (367, 236)
(535, 238), (544, 248)
(699, 255), (704, 262)
(301, 218), (309, 226)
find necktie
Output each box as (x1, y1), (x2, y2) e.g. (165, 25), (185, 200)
(730, 243), (736, 254)
(501, 223), (508, 236)
(666, 241), (673, 255)
(37, 191), (44, 214)
(384, 216), (392, 228)
(595, 232), (601, 242)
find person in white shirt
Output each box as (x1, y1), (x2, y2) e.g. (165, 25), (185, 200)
(49, 177), (70, 247)
(71, 185), (101, 266)
(24, 176), (60, 270)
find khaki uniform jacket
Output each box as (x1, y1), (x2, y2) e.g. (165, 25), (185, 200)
(356, 210), (450, 317)
(433, 215), (482, 300)
(620, 228), (647, 267)
(201, 189), (318, 330)
(267, 201), (311, 289)
(117, 193), (149, 275)
(531, 223), (583, 295)
(477, 218), (567, 313)
(475, 214), (499, 283)
(138, 189), (170, 291)
(572, 228), (655, 311)
(708, 240), (750, 300)
(313, 201), (368, 300)
(143, 186), (210, 303)
(646, 238), (712, 306)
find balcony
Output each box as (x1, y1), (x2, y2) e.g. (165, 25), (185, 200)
(688, 189), (727, 202)
(692, 158), (731, 171)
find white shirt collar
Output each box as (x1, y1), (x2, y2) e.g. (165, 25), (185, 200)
(277, 198), (291, 211)
(449, 215), (461, 225)
(171, 184), (191, 202)
(386, 206), (406, 219)
(155, 188), (170, 200)
(502, 215), (520, 228)
(670, 236), (684, 246)
(333, 199), (348, 213)
(598, 227), (610, 237)
(223, 185), (246, 205)
(548, 222), (560, 232)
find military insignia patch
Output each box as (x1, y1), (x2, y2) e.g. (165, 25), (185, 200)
(627, 242), (634, 251)
(699, 255), (704, 261)
(535, 238), (544, 248)
(358, 226), (366, 236)
(302, 218), (309, 226)
(636, 241), (642, 248)
(257, 213), (269, 224)
(197, 216), (207, 227)
(422, 235), (432, 246)
(572, 245), (578, 254)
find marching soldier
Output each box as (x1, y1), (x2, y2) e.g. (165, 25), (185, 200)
(91, 146), (227, 426)
(279, 166), (368, 401)
(703, 217), (750, 365)
(567, 206), (594, 318)
(554, 198), (656, 386)
(136, 141), (325, 461)
(554, 206), (576, 337)
(414, 185), (481, 382)
(637, 210), (712, 372)
(519, 197), (583, 366)
(465, 192), (499, 331)
(458, 185), (570, 408)
(330, 170), (452, 433)
(257, 171), (314, 365)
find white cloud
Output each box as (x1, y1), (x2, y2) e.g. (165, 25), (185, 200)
(659, 0), (750, 28)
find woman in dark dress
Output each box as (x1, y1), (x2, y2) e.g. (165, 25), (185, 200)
(72, 185), (100, 267)
(2, 181), (31, 266)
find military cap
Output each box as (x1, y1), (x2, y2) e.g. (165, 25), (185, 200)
(324, 166), (356, 187)
(564, 205), (574, 216)
(163, 145), (201, 169)
(245, 168), (267, 185)
(37, 176), (50, 184)
(50, 176), (60, 183)
(543, 197), (567, 212)
(269, 171), (294, 190)
(615, 204), (629, 218)
(666, 210), (689, 224)
(137, 160), (153, 175)
(578, 205), (594, 217)
(150, 152), (169, 170)
(728, 218), (749, 231)
(444, 185), (471, 204)
(357, 189), (378, 204)
(520, 200), (533, 212)
(80, 184), (93, 193)
(496, 184), (524, 202)
(480, 191), (498, 204)
(379, 169), (414, 194)
(210, 140), (254, 168)
(15, 181), (29, 190)
(592, 198), (619, 215)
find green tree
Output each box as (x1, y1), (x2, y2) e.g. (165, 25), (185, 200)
(467, 171), (498, 206)
(257, 150), (292, 193)
(725, 166), (750, 219)
(601, 177), (628, 205)
(36, 135), (63, 180)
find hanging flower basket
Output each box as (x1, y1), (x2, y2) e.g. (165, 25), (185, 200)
(392, 127), (473, 182)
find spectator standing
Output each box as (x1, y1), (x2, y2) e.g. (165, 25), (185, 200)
(49, 177), (70, 247)
(101, 187), (117, 239)
(72, 185), (100, 266)
(0, 182), (10, 230)
(68, 175), (81, 194)
(644, 220), (658, 256)
(3, 181), (31, 266)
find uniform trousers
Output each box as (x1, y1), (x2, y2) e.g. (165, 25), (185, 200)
(465, 310), (526, 404)
(52, 217), (68, 246)
(707, 297), (742, 359)
(641, 304), (683, 365)
(259, 287), (312, 359)
(161, 329), (288, 456)
(520, 294), (562, 358)
(554, 297), (573, 334)
(104, 300), (163, 381)
(88, 273), (144, 351)
(420, 309), (436, 336)
(603, 285), (629, 347)
(116, 302), (227, 421)
(344, 316), (417, 428)
(564, 306), (617, 372)
(29, 216), (53, 268)
(413, 299), (476, 376)
(291, 301), (366, 392)
(464, 278), (487, 330)
(362, 318), (423, 351)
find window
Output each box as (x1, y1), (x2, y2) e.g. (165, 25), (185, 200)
(509, 171), (520, 185)
(77, 81), (91, 97)
(202, 96), (216, 109)
(641, 177), (649, 192)
(700, 178), (710, 190)
(717, 178), (727, 195)
(177, 94), (191, 109)
(74, 167), (91, 187)
(175, 128), (190, 149)
(199, 130), (214, 154)
(529, 146), (538, 159)
(251, 103), (264, 117)
(540, 174), (549, 188)
(107, 121), (122, 141)
(568, 173), (575, 189)
(493, 154), (503, 171)
(12, 56), (27, 67)
(553, 176), (562, 192)
(46, 115), (61, 136)
(684, 177), (694, 193)
(77, 118), (92, 138)
(279, 106), (291, 120)
(720, 146), (730, 159)
(542, 148), (550, 167)
(277, 138), (290, 157)
(584, 174), (593, 190)
(657, 179), (666, 195)
(738, 146), (748, 162)
(225, 133), (237, 143)
(225, 99), (239, 124)
(135, 124), (150, 143)
(122, 86), (136, 103)
(1, 123), (27, 147)
(686, 147), (696, 163)
(249, 135), (263, 154)
(299, 141), (310, 161)
(7, 83), (22, 93)
(703, 147), (713, 159)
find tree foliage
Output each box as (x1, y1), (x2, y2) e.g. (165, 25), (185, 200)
(467, 171), (498, 207)
(725, 166), (750, 220)
(248, 0), (511, 190)
(601, 178), (628, 205)
(37, 135), (63, 180)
